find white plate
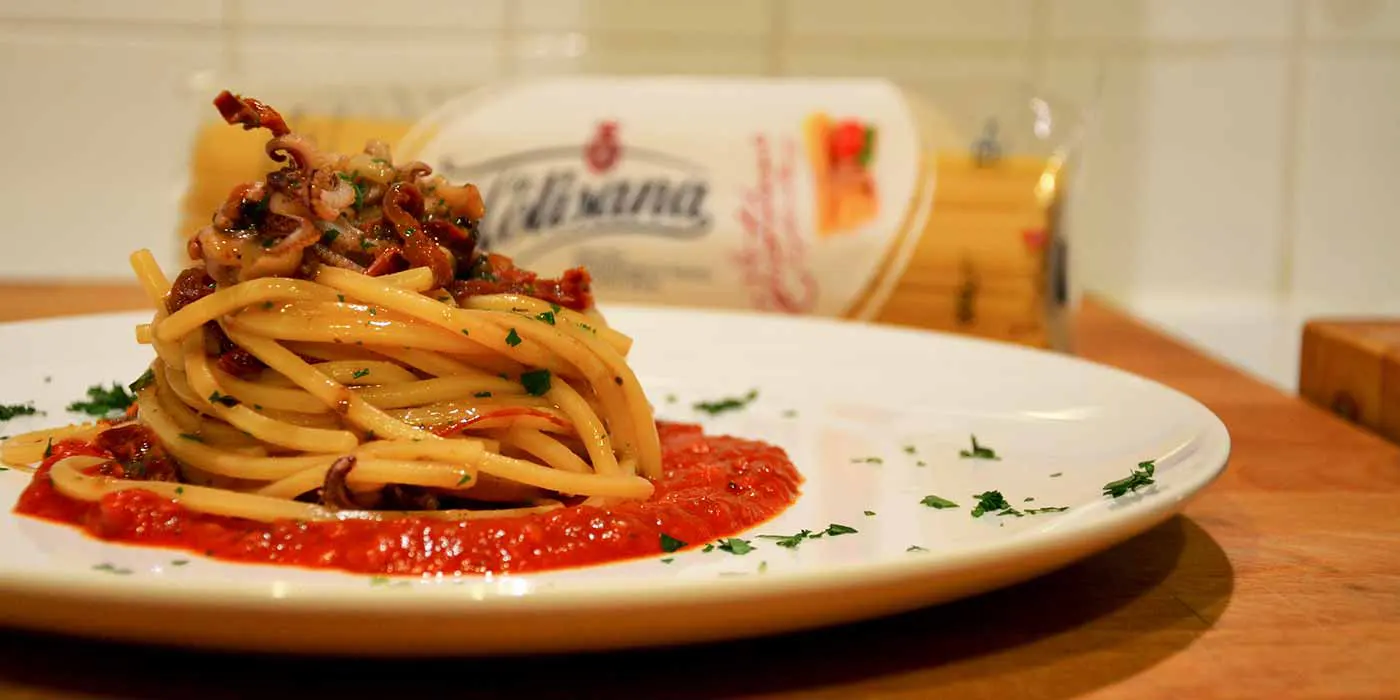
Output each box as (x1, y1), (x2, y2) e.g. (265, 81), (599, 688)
(0, 307), (1229, 656)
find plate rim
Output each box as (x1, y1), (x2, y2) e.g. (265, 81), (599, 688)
(0, 306), (1231, 618)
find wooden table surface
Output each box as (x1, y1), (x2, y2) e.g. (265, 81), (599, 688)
(0, 285), (1397, 700)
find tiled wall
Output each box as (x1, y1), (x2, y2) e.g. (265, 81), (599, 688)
(1, 0), (1396, 316)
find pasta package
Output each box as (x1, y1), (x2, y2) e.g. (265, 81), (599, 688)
(178, 78), (1086, 350)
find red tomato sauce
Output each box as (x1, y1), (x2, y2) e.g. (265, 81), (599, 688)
(12, 422), (802, 576)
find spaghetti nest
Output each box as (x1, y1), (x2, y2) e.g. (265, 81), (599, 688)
(0, 91), (661, 523)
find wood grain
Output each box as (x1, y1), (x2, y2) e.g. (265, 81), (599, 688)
(0, 287), (1398, 699)
(1300, 319), (1400, 445)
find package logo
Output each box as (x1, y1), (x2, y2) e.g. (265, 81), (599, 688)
(437, 120), (713, 264)
(802, 113), (879, 236)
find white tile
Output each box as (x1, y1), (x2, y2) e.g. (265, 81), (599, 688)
(785, 47), (1028, 81)
(1049, 0), (1295, 41)
(785, 48), (1030, 139)
(1129, 51), (1291, 299)
(0, 0), (220, 23)
(1043, 56), (1148, 300)
(505, 32), (768, 76)
(786, 0), (1035, 40)
(1045, 50), (1291, 301)
(580, 41), (769, 74)
(518, 0), (771, 35)
(1306, 0), (1400, 39)
(232, 32), (502, 92)
(1121, 296), (1305, 391)
(0, 28), (218, 279)
(1291, 52), (1400, 313)
(238, 0), (505, 29)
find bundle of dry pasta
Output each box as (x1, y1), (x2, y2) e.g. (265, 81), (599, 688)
(176, 78), (1080, 350)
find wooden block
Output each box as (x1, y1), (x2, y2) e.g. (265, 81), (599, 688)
(1298, 319), (1400, 444)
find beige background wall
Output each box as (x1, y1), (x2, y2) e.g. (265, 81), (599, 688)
(0, 0), (1395, 322)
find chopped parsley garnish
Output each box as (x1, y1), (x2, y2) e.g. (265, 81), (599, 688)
(67, 382), (136, 416)
(1025, 506), (1070, 514)
(824, 523), (858, 536)
(473, 391), (492, 398)
(455, 472), (472, 486)
(43, 437), (53, 458)
(1103, 460), (1156, 498)
(367, 307), (377, 316)
(261, 301), (274, 310)
(758, 561), (769, 574)
(207, 391), (238, 407)
(864, 510), (876, 516)
(369, 575), (391, 586)
(907, 545), (929, 553)
(128, 368), (156, 393)
(323, 228), (340, 244)
(660, 557), (674, 564)
(170, 559), (189, 566)
(175, 487), (185, 495)
(1024, 497), (1035, 502)
(461, 329), (470, 336)
(520, 369), (552, 396)
(920, 494), (958, 509)
(337, 294), (346, 302)
(757, 529), (813, 548)
(178, 433), (204, 443)
(360, 238), (374, 252)
(850, 456), (883, 464)
(0, 403), (39, 421)
(959, 434), (1000, 460)
(1050, 472), (1063, 478)
(903, 445), (917, 454)
(916, 460), (927, 467)
(351, 368), (371, 379)
(578, 323), (596, 334)
(665, 394), (677, 404)
(715, 538), (755, 555)
(0, 467), (8, 472)
(970, 490), (1012, 517)
(92, 563), (132, 575)
(660, 533), (687, 553)
(535, 310), (556, 325)
(692, 389), (759, 416)
(505, 328), (523, 347)
(701, 544), (715, 553)
(781, 409), (798, 418)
